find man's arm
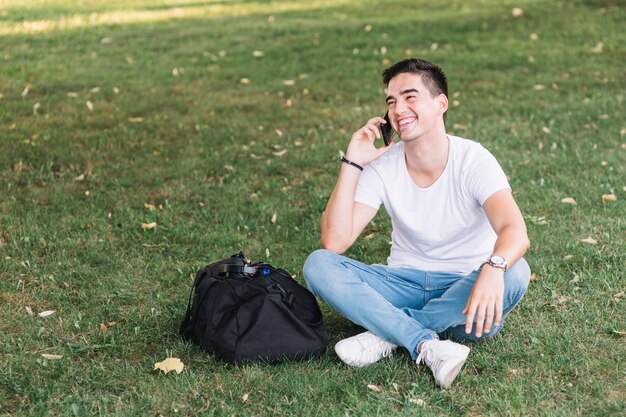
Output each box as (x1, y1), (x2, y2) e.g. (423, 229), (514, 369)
(463, 189), (530, 337)
(320, 117), (394, 253)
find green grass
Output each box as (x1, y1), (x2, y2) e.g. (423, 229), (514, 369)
(0, 0), (624, 415)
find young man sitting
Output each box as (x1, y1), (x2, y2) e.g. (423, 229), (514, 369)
(303, 58), (531, 388)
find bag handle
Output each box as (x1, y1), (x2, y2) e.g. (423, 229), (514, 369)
(261, 265), (325, 327)
(179, 270), (204, 338)
(217, 264), (258, 276)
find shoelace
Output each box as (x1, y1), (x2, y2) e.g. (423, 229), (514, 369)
(416, 343), (438, 368)
(360, 339), (394, 356)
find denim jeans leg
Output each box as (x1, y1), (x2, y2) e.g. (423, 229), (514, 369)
(410, 258), (531, 344)
(303, 249), (438, 358)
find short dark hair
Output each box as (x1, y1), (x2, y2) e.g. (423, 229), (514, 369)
(382, 58), (448, 121)
(382, 58), (448, 98)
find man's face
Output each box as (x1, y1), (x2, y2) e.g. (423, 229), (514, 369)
(385, 73), (447, 143)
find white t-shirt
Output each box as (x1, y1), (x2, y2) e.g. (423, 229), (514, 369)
(354, 135), (510, 275)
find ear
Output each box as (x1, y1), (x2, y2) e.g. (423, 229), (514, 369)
(436, 93), (448, 115)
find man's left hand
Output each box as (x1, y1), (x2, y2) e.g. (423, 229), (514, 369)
(463, 266), (505, 337)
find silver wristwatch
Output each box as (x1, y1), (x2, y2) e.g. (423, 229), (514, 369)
(486, 255), (508, 271)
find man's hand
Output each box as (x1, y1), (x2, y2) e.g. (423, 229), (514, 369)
(463, 266), (505, 338)
(345, 117), (394, 167)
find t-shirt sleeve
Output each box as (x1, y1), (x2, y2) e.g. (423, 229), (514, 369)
(465, 147), (511, 206)
(354, 165), (384, 210)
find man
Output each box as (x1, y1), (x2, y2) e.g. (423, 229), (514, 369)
(303, 58), (531, 388)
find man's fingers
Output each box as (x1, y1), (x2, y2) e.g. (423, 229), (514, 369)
(464, 302), (476, 333)
(494, 299), (503, 327)
(474, 306), (486, 337)
(483, 303), (495, 334)
(359, 126), (375, 142)
(368, 116), (386, 126)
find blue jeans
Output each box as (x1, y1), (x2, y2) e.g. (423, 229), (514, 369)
(303, 249), (531, 360)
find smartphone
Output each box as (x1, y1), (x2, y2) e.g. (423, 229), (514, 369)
(381, 111), (393, 146)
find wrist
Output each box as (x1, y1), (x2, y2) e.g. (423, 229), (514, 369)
(485, 255), (508, 272)
(482, 263), (506, 273)
(340, 156), (364, 172)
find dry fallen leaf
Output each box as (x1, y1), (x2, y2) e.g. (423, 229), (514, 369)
(530, 33), (538, 41)
(271, 213), (277, 224)
(21, 84), (31, 97)
(128, 117), (143, 123)
(241, 393), (249, 403)
(282, 79), (295, 86)
(41, 354), (63, 360)
(561, 197), (576, 205)
(512, 8), (524, 17)
(530, 273), (538, 282)
(409, 398), (425, 406)
(38, 310), (56, 318)
(252, 50), (264, 57)
(33, 102), (40, 116)
(74, 174), (85, 181)
(142, 222), (157, 230)
(590, 42), (604, 53)
(367, 384), (382, 393)
(240, 78), (250, 85)
(25, 306), (33, 316)
(273, 149), (287, 157)
(364, 233), (375, 240)
(154, 357), (184, 374)
(580, 237), (597, 245)
(601, 194), (617, 203)
(86, 101), (94, 111)
(144, 203), (157, 211)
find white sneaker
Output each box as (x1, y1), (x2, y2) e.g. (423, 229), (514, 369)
(334, 331), (397, 367)
(416, 340), (470, 388)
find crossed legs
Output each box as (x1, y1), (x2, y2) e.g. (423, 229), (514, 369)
(303, 249), (531, 359)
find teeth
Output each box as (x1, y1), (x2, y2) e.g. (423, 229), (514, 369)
(398, 118), (415, 126)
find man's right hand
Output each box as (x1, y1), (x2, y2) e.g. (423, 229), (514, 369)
(345, 117), (395, 167)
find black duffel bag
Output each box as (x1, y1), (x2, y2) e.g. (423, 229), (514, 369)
(179, 252), (328, 363)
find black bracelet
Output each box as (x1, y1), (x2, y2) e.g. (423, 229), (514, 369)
(340, 156), (364, 171)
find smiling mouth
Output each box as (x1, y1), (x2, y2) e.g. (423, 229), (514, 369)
(397, 117), (416, 130)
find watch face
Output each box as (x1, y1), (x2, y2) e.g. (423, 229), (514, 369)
(490, 256), (505, 265)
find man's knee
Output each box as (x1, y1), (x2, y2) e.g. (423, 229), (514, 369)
(303, 249), (338, 293)
(504, 257), (531, 305)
